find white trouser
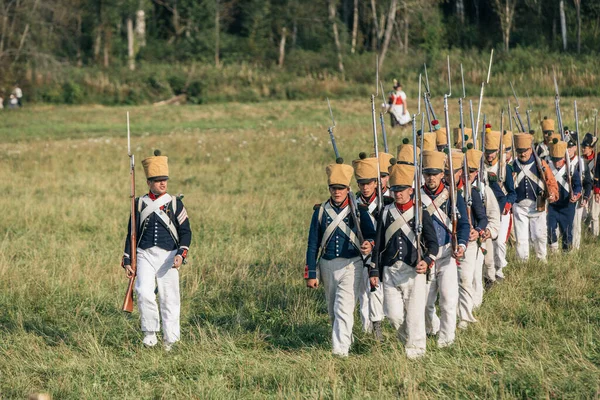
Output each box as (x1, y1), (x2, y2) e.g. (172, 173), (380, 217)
(473, 240), (485, 309)
(135, 247), (180, 344)
(585, 198), (600, 236)
(425, 245), (458, 346)
(513, 200), (547, 261)
(572, 204), (584, 250)
(484, 213), (511, 280)
(383, 261), (427, 357)
(319, 257), (362, 356)
(458, 242), (479, 324)
(359, 267), (384, 332)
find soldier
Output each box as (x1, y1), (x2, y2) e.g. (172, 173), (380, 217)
(581, 133), (600, 236)
(373, 152), (394, 197)
(504, 130), (515, 166)
(482, 130), (516, 285)
(422, 150), (470, 348)
(432, 120), (448, 152)
(371, 161), (438, 359)
(305, 159), (376, 357)
(512, 134), (558, 262)
(122, 150), (192, 351)
(547, 139), (582, 252)
(452, 147), (488, 329)
(537, 117), (555, 161)
(568, 133), (592, 250)
(352, 153), (388, 338)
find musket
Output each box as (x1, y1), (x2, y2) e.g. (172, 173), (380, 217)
(574, 100), (584, 182)
(469, 100), (477, 149)
(474, 49), (494, 146)
(509, 81), (526, 132)
(122, 112), (137, 313)
(326, 98), (341, 160)
(499, 110), (506, 182)
(379, 81), (389, 153)
(442, 56), (459, 252)
(526, 91), (533, 132)
(412, 111), (425, 283)
(478, 114), (488, 200)
(423, 63), (436, 130)
(554, 72), (573, 194)
(594, 109), (598, 157)
(508, 99), (514, 133)
(371, 94), (384, 212)
(459, 64), (472, 223)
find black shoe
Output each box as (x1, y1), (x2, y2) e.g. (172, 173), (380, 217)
(484, 278), (495, 290)
(373, 321), (383, 342)
(495, 276), (504, 283)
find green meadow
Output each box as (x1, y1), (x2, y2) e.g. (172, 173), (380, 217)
(0, 99), (598, 398)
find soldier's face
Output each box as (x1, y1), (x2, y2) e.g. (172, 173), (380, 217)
(568, 146), (576, 158)
(486, 151), (498, 163)
(393, 187), (413, 205)
(444, 170), (461, 186)
(583, 146), (593, 157)
(329, 186), (349, 204)
(424, 172), (443, 190)
(469, 170), (478, 183)
(148, 179), (167, 195)
(381, 175), (389, 188)
(505, 150), (512, 161)
(553, 159), (565, 169)
(358, 180), (377, 198)
(517, 148), (532, 162)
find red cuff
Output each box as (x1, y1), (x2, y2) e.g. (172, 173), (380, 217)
(504, 203), (512, 213)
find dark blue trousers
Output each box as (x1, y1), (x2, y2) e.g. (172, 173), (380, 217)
(547, 202), (576, 250)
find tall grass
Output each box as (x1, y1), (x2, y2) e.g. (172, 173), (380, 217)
(13, 48), (600, 106)
(0, 99), (598, 398)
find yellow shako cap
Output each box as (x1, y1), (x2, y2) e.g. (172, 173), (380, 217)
(352, 153), (379, 183)
(327, 158), (354, 188)
(142, 150), (169, 181)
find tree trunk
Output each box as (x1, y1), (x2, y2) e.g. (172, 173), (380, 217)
(378, 0), (398, 70)
(136, 9), (146, 47)
(103, 27), (111, 68)
(456, 0), (465, 24)
(94, 27), (102, 63)
(403, 4), (409, 54)
(76, 13), (82, 67)
(278, 27), (287, 68)
(574, 0), (581, 54)
(0, 14), (8, 56)
(127, 17), (135, 71)
(351, 0), (358, 53)
(215, 0), (220, 68)
(370, 0), (380, 50)
(329, 0), (345, 77)
(11, 0), (39, 66)
(560, 0), (567, 51)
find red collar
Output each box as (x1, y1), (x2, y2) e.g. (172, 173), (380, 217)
(361, 192), (377, 204)
(424, 182), (445, 196)
(330, 196), (349, 209)
(396, 199), (414, 212)
(456, 177), (464, 190)
(586, 152), (595, 161)
(148, 191), (166, 200)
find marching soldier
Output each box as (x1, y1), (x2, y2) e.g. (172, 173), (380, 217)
(352, 153), (388, 338)
(432, 120), (448, 152)
(453, 147), (488, 329)
(547, 139), (582, 252)
(422, 150), (470, 348)
(512, 134), (558, 262)
(504, 130), (515, 166)
(537, 117), (555, 161)
(305, 159), (376, 357)
(370, 160), (439, 359)
(568, 133), (592, 250)
(373, 152), (394, 197)
(122, 150), (192, 351)
(581, 133), (600, 236)
(482, 130), (516, 285)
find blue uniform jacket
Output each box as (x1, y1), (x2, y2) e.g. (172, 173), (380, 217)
(486, 163), (517, 210)
(513, 155), (545, 202)
(553, 163), (582, 207)
(305, 198), (376, 279)
(422, 183), (470, 249)
(461, 183), (488, 232)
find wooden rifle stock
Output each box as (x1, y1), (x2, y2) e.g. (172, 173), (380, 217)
(122, 112), (137, 313)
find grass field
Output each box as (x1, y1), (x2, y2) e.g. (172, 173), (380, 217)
(0, 98), (599, 399)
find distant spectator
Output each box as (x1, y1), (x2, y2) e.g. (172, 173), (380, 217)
(9, 94), (18, 109)
(13, 83), (23, 107)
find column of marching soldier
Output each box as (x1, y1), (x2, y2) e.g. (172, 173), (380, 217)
(304, 116), (600, 359)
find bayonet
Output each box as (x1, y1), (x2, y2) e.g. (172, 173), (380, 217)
(326, 98), (341, 160)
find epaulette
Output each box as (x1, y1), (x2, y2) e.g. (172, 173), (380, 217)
(177, 193), (185, 200)
(383, 196), (394, 205)
(313, 203), (321, 211)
